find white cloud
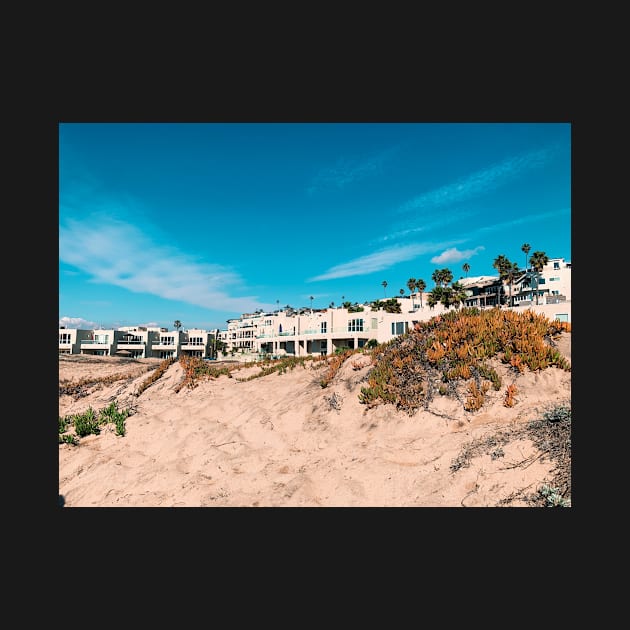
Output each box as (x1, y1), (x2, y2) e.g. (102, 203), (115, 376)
(430, 246), (485, 265)
(309, 240), (463, 281)
(59, 215), (275, 314)
(59, 316), (101, 329)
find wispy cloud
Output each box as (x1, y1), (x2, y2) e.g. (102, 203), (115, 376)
(307, 146), (398, 194)
(308, 241), (463, 281)
(59, 214), (275, 314)
(470, 207), (571, 236)
(430, 246), (485, 265)
(375, 209), (476, 244)
(398, 144), (558, 214)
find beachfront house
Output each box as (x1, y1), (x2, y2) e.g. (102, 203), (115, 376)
(58, 327), (94, 354)
(116, 326), (163, 358)
(511, 257), (571, 307)
(180, 328), (218, 358)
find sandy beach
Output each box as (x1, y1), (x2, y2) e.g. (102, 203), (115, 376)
(59, 331), (571, 507)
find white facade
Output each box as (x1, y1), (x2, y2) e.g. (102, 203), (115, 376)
(76, 329), (123, 356)
(58, 260), (571, 358)
(512, 257), (571, 306)
(58, 328), (93, 354)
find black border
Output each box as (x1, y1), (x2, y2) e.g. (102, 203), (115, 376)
(44, 58), (583, 569)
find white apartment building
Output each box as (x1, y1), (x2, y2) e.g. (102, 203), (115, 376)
(59, 259), (571, 358)
(116, 326), (163, 358)
(58, 327), (94, 354)
(58, 326), (219, 359)
(511, 257), (571, 306)
(180, 328), (219, 358)
(75, 329), (124, 356)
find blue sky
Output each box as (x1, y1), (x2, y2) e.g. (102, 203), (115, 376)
(59, 122), (571, 331)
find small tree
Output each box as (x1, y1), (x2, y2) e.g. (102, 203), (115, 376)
(382, 280), (388, 298)
(462, 262), (470, 277)
(174, 320), (182, 332)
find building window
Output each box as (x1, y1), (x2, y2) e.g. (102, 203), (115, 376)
(371, 318), (378, 330)
(549, 277), (560, 282)
(553, 262), (560, 269)
(555, 313), (568, 323)
(348, 319), (364, 332)
(59, 333), (71, 344)
(537, 278), (545, 284)
(320, 322), (327, 333)
(552, 290), (559, 295)
(391, 321), (406, 335)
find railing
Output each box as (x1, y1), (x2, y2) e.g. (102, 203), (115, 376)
(118, 340), (145, 345)
(260, 327), (366, 337)
(80, 339), (109, 345)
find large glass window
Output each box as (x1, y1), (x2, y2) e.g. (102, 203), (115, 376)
(348, 319), (364, 332)
(320, 322), (327, 333)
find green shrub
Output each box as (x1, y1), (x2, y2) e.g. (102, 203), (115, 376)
(73, 407), (100, 437)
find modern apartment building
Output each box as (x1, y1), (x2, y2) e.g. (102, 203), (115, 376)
(511, 257), (571, 306)
(59, 260), (571, 359)
(179, 328), (219, 358)
(58, 326), (218, 359)
(75, 329), (124, 356)
(116, 326), (163, 358)
(58, 327), (94, 354)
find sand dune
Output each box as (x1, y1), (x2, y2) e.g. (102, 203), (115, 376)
(59, 333), (571, 507)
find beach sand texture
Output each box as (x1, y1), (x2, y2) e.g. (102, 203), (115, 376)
(59, 333), (571, 507)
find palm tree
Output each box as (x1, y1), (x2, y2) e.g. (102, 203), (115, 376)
(504, 261), (521, 307)
(451, 282), (468, 309)
(462, 262), (470, 277)
(309, 295), (314, 310)
(529, 251), (549, 305)
(521, 243), (531, 272)
(174, 320), (182, 332)
(492, 255), (510, 305)
(399, 288), (405, 297)
(407, 277), (416, 310)
(382, 280), (388, 298)
(427, 287), (441, 310)
(432, 268), (453, 288)
(416, 278), (426, 308)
